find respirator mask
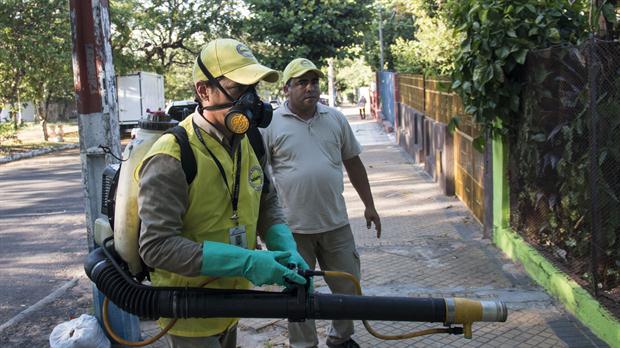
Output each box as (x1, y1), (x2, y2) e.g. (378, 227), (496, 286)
(196, 57), (272, 134)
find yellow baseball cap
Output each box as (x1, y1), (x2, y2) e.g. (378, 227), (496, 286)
(282, 58), (325, 85)
(193, 38), (279, 85)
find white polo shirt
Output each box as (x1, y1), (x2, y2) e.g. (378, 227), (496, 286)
(261, 101), (362, 234)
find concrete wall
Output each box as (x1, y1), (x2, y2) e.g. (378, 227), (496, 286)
(397, 102), (455, 196)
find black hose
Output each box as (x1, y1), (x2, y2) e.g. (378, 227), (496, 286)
(85, 247), (446, 322)
(308, 293), (445, 322)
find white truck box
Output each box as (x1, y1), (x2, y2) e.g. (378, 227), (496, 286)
(117, 72), (165, 127)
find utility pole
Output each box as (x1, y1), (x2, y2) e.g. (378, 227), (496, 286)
(378, 7), (384, 72)
(69, 0), (140, 342)
(328, 58), (335, 107)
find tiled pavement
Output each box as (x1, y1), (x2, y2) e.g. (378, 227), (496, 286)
(140, 107), (608, 347)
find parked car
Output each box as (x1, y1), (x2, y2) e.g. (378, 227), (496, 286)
(165, 98), (278, 121)
(269, 100), (281, 110)
(166, 100), (198, 121)
(319, 94), (329, 106)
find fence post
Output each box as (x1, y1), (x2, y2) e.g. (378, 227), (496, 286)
(587, 37), (601, 296)
(483, 128), (494, 238)
(492, 132), (510, 237)
(394, 73), (400, 130)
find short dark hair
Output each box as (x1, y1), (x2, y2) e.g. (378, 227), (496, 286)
(194, 77), (223, 101)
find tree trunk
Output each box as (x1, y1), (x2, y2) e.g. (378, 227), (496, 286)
(37, 88), (54, 141)
(37, 102), (50, 141)
(42, 118), (49, 141)
(13, 79), (23, 130)
(328, 58), (335, 107)
(59, 101), (68, 122)
(2, 70), (23, 130)
(10, 108), (18, 131)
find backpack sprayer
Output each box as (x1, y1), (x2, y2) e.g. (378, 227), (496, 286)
(88, 111), (507, 346)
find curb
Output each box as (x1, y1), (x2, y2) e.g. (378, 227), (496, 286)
(0, 143), (80, 164)
(492, 134), (619, 348)
(0, 278), (78, 334)
(494, 226), (620, 348)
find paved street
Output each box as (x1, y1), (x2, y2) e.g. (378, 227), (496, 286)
(0, 148), (92, 347)
(0, 107), (610, 347)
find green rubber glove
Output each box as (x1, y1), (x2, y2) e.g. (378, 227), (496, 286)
(264, 224), (310, 271)
(265, 224), (313, 292)
(201, 241), (306, 287)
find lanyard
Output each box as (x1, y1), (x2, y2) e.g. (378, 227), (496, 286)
(192, 121), (242, 223)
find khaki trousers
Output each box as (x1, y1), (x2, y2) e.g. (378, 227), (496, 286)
(288, 224), (361, 348)
(164, 324), (237, 348)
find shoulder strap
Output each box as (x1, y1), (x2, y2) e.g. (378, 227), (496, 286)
(246, 127), (264, 161)
(246, 127), (270, 193)
(163, 126), (267, 190)
(163, 126), (197, 185)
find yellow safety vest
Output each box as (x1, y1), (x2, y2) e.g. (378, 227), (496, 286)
(139, 117), (263, 337)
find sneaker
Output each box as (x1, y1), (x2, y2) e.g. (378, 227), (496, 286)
(326, 338), (361, 348)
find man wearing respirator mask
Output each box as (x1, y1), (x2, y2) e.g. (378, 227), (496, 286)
(136, 38), (309, 348)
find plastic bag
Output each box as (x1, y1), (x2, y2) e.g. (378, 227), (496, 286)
(49, 314), (111, 348)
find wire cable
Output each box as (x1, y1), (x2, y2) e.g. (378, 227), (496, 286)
(102, 275), (218, 347)
(100, 238), (218, 347)
(322, 271), (458, 340)
(103, 297), (176, 347)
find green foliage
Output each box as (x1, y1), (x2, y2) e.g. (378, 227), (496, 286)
(447, 116), (460, 134)
(110, 0), (241, 101)
(590, 0), (620, 39)
(370, 1), (458, 76)
(362, 1), (416, 71)
(390, 38), (423, 73)
(511, 44), (620, 291)
(243, 0), (373, 70)
(0, 0), (73, 132)
(110, 1), (376, 101)
(23, 0), (73, 113)
(110, 0), (242, 73)
(256, 81), (283, 103)
(0, 122), (18, 143)
(390, 15), (459, 76)
(332, 56), (373, 99)
(163, 64), (197, 102)
(446, 0), (588, 138)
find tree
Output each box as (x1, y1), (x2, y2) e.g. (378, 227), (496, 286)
(0, 1), (38, 130)
(110, 0), (242, 101)
(0, 0), (73, 138)
(389, 2), (459, 76)
(243, 0), (374, 70)
(21, 0), (73, 140)
(591, 0), (619, 40)
(446, 0), (588, 139)
(362, 0), (416, 71)
(329, 56), (373, 103)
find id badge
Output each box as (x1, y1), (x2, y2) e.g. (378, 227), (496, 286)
(229, 224), (247, 248)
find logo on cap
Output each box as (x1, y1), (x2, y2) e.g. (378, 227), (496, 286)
(236, 44), (254, 58)
(300, 60), (313, 67)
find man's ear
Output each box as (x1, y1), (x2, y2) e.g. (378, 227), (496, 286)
(195, 81), (210, 102)
(283, 84), (289, 97)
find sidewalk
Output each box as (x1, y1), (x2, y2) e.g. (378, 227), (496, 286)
(141, 107), (608, 347)
(0, 123), (80, 164)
